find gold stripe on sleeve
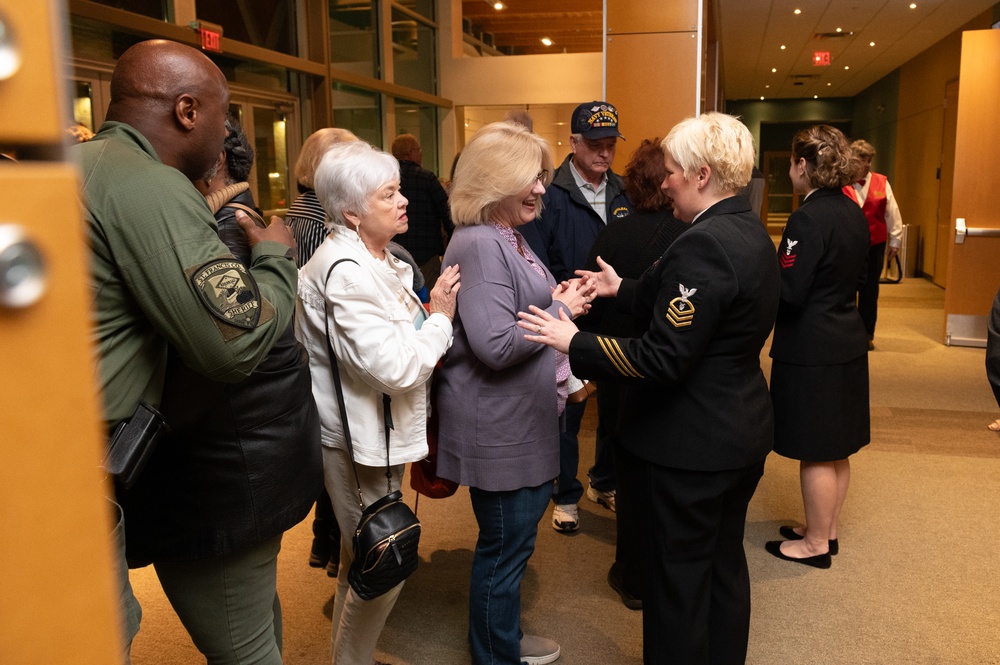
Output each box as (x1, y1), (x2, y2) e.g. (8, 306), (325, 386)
(596, 336), (644, 378)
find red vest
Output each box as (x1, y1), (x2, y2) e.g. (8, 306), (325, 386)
(843, 172), (888, 246)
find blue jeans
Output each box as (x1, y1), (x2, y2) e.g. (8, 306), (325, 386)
(469, 482), (554, 665)
(552, 400), (585, 505)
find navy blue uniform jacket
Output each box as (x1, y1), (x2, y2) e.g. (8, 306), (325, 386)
(770, 187), (870, 365)
(568, 196), (780, 472)
(521, 153), (631, 282)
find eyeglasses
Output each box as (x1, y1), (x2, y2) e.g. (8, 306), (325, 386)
(534, 170), (549, 184)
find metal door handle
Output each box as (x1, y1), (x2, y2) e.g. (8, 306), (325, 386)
(955, 218), (1000, 244)
(0, 224), (47, 308)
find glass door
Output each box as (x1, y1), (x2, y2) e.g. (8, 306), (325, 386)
(69, 66), (112, 139)
(228, 90), (300, 217)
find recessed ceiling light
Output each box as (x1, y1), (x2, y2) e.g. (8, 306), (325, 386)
(836, 27), (843, 33)
(765, 84), (770, 89)
(870, 41), (876, 47)
(760, 96), (765, 100)
(794, 8), (802, 14)
(813, 95), (818, 99)
(827, 82), (832, 86)
(493, 2), (504, 9)
(909, 3), (917, 8)
(780, 45), (786, 50)
(772, 67), (777, 73)
(540, 37), (553, 46)
(844, 65), (850, 70)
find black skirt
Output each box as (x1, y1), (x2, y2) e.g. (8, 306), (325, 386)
(770, 355), (871, 461)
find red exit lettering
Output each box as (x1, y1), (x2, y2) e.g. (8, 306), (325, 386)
(201, 29), (222, 53)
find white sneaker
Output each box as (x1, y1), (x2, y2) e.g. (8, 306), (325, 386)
(586, 485), (616, 512)
(552, 503), (579, 532)
(521, 634), (561, 664)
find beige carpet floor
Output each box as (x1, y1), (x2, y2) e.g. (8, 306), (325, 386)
(128, 277), (1000, 664)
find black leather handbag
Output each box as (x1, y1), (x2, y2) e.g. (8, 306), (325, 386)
(324, 259), (421, 600)
(348, 487), (421, 600)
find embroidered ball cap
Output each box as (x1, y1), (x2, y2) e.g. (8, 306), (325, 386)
(571, 101), (625, 140)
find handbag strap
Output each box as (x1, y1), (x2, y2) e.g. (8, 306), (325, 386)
(222, 201), (267, 228)
(323, 258), (395, 509)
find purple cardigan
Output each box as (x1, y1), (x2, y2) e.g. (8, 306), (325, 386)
(436, 224), (569, 491)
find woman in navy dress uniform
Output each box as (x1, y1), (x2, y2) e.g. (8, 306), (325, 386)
(518, 112), (780, 665)
(765, 125), (871, 569)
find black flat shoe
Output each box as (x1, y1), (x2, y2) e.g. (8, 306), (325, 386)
(765, 540), (832, 569)
(778, 525), (839, 555)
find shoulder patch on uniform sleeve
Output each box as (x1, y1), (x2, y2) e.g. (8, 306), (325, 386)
(779, 238), (798, 268)
(666, 283), (696, 328)
(190, 259), (262, 329)
(612, 206), (630, 218)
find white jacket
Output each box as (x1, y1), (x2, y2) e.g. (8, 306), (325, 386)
(295, 226), (452, 467)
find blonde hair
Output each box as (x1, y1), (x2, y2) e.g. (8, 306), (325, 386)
(449, 122), (554, 226)
(850, 139), (876, 159)
(661, 112), (755, 195)
(295, 128), (359, 189)
(792, 125), (860, 189)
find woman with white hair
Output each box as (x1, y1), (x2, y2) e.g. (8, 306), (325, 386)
(294, 140), (460, 665)
(519, 112), (780, 664)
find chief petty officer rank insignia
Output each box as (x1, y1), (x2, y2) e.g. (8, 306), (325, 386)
(666, 283), (697, 328)
(192, 259), (262, 329)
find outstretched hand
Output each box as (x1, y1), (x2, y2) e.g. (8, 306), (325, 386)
(575, 256), (622, 299)
(517, 305), (578, 354)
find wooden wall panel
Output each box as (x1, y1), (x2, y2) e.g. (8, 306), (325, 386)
(944, 30), (1000, 326)
(0, 164), (121, 664)
(607, 32), (699, 171)
(0, 0), (65, 143)
(607, 0), (697, 34)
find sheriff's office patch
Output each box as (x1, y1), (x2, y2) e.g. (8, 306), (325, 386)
(612, 206), (630, 218)
(191, 259), (262, 329)
(778, 238), (798, 269)
(666, 283), (697, 328)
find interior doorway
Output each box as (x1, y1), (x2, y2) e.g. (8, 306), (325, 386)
(761, 150), (797, 238)
(933, 78), (959, 288)
(228, 88), (301, 217)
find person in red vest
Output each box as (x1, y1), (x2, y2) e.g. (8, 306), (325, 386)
(843, 139), (903, 350)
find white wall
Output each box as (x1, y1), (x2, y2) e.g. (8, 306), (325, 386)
(437, 0), (603, 173)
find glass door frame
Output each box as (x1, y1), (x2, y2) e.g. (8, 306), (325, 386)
(228, 85), (301, 218)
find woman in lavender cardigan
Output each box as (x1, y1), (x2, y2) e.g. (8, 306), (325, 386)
(437, 122), (593, 665)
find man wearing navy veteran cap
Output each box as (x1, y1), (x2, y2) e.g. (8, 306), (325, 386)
(522, 101), (632, 533)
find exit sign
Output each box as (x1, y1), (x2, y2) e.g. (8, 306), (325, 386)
(190, 21), (224, 53)
(201, 28), (221, 52)
(813, 51), (831, 66)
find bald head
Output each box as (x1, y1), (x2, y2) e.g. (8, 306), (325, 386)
(106, 40), (231, 182)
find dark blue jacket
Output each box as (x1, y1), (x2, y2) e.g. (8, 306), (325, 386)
(521, 154), (631, 281)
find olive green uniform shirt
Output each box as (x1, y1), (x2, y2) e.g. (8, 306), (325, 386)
(75, 122), (297, 425)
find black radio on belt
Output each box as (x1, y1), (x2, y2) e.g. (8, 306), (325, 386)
(103, 401), (169, 489)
